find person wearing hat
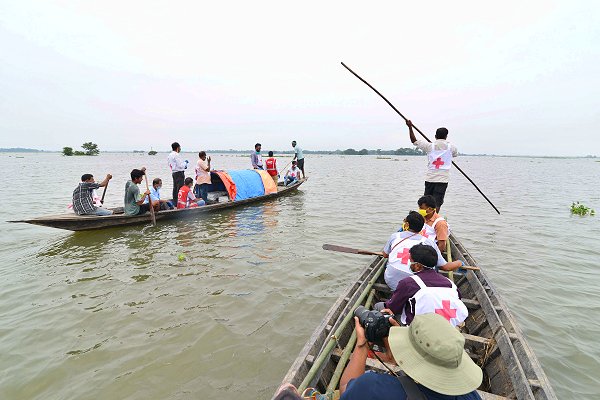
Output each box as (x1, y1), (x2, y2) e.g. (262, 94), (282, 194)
(339, 313), (483, 399)
(284, 160), (301, 186)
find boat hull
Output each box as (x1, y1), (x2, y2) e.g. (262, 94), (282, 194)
(10, 179), (306, 231)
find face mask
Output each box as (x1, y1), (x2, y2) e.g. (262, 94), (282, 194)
(418, 209), (427, 217)
(157, 186), (162, 190)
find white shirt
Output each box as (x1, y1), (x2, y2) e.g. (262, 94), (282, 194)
(167, 151), (187, 172)
(413, 139), (458, 183)
(286, 166), (300, 178)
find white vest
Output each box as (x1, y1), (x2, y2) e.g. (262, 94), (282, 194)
(428, 142), (453, 171)
(420, 217), (446, 242)
(384, 234), (429, 291)
(401, 274), (468, 327)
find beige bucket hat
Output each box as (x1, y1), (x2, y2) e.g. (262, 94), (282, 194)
(387, 313), (483, 396)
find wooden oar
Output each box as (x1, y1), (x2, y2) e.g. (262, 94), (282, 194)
(340, 62), (501, 215)
(323, 244), (480, 270)
(100, 181), (108, 204)
(143, 171), (156, 226)
(323, 244), (385, 257)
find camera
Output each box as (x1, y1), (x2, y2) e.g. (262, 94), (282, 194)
(354, 306), (392, 345)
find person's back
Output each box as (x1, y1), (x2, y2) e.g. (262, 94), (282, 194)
(124, 180), (140, 215)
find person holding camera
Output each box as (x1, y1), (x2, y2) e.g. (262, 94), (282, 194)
(339, 312), (482, 399)
(376, 244), (468, 327)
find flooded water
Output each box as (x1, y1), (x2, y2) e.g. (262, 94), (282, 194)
(1, 152), (599, 399)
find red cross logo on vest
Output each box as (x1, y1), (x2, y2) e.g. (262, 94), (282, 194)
(435, 300), (457, 321)
(397, 248), (411, 264)
(432, 157), (445, 169)
(420, 229), (429, 238)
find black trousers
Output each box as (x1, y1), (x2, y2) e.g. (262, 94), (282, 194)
(172, 171), (185, 202)
(424, 181), (448, 210)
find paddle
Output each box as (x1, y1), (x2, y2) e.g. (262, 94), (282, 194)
(322, 244), (480, 270)
(100, 181), (108, 204)
(340, 62), (501, 215)
(143, 170), (157, 226)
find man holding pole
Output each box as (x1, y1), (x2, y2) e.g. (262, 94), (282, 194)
(408, 120), (458, 212)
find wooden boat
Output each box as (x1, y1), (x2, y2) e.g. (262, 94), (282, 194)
(276, 233), (557, 400)
(10, 178), (307, 231)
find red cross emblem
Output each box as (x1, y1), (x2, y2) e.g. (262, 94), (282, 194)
(432, 157), (445, 169)
(396, 248), (411, 264)
(435, 300), (457, 321)
(420, 229), (429, 238)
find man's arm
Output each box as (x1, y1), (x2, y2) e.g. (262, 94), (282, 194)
(135, 190), (151, 205)
(251, 154), (258, 169)
(407, 120), (417, 144)
(99, 174), (112, 187)
(384, 279), (413, 315)
(339, 317), (369, 395)
(204, 157), (211, 172)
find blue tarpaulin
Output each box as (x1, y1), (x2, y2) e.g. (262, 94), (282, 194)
(226, 170), (265, 201)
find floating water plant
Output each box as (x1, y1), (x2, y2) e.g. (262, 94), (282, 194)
(570, 202), (595, 216)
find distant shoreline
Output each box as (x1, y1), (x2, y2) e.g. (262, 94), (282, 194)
(1, 148), (597, 159)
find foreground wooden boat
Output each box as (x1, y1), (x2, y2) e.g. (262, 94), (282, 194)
(10, 178), (306, 231)
(276, 233), (556, 400)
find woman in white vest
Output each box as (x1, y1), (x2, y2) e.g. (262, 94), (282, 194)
(383, 211), (463, 291)
(407, 120), (458, 212)
(377, 244), (468, 327)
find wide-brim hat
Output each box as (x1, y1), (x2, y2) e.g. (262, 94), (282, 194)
(388, 313), (483, 396)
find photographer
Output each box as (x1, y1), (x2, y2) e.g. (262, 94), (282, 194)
(339, 313), (482, 400)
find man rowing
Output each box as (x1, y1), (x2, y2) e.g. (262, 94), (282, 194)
(72, 173), (113, 216)
(408, 120), (458, 212)
(375, 244), (468, 327)
(383, 211), (463, 291)
(418, 195), (449, 253)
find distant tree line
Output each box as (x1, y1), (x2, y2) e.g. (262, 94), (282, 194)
(207, 147), (424, 155)
(63, 142), (100, 156)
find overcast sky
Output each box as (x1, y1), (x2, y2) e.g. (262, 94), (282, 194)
(0, 1), (598, 156)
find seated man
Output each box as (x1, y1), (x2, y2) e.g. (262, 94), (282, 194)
(124, 168), (152, 216)
(376, 244), (468, 327)
(72, 173), (113, 216)
(177, 177), (206, 209)
(383, 211), (462, 290)
(339, 313), (482, 399)
(144, 178), (174, 210)
(284, 160), (301, 186)
(418, 195), (449, 253)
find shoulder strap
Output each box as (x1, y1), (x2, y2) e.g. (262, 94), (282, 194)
(397, 372), (428, 400)
(431, 217), (444, 228)
(410, 274), (427, 289)
(390, 232), (419, 253)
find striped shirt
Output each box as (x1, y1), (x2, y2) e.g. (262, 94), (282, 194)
(72, 182), (100, 215)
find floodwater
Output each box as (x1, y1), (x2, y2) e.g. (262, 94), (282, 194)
(1, 152), (599, 399)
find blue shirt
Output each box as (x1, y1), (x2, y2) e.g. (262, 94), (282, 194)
(340, 372), (481, 400)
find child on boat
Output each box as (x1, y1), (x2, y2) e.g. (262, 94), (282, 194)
(177, 177), (206, 209)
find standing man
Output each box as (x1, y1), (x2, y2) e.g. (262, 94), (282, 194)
(291, 140), (305, 179)
(265, 151), (278, 185)
(408, 120), (458, 212)
(251, 143), (263, 169)
(194, 151), (212, 203)
(167, 142), (188, 203)
(72, 173), (113, 216)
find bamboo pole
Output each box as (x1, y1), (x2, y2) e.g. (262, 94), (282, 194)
(298, 258), (386, 391)
(326, 289), (377, 394)
(340, 62), (501, 215)
(446, 238), (454, 282)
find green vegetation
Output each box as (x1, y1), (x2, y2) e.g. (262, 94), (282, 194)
(570, 202), (595, 216)
(62, 142), (100, 156)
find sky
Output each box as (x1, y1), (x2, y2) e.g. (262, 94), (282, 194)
(0, 1), (598, 156)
